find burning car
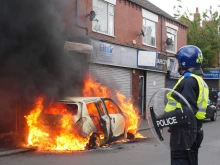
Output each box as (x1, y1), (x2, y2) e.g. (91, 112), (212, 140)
(32, 97), (134, 150)
(25, 75), (142, 151)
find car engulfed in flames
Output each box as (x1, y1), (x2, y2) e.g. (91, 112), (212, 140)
(25, 75), (143, 151)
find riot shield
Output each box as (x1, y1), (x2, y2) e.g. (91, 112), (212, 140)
(146, 88), (197, 151)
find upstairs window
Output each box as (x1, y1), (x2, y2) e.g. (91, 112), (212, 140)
(142, 9), (158, 47)
(143, 18), (156, 47)
(218, 25), (220, 34)
(92, 0), (115, 36)
(166, 27), (177, 53)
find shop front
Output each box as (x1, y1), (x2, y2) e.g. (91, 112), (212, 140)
(89, 39), (167, 117)
(137, 50), (167, 116)
(203, 69), (220, 89)
(89, 39), (137, 99)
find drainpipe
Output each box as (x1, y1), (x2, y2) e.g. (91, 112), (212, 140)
(160, 15), (168, 55)
(144, 71), (147, 119)
(75, 0), (88, 35)
(161, 15), (163, 53)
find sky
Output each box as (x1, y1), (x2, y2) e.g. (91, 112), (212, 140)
(148, 0), (220, 18)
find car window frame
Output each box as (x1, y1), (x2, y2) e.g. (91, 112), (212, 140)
(101, 98), (123, 115)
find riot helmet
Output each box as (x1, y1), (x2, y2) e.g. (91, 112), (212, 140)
(175, 45), (203, 70)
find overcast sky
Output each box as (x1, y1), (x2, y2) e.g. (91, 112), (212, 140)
(148, 0), (220, 17)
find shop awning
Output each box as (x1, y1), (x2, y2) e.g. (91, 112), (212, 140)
(64, 41), (93, 54)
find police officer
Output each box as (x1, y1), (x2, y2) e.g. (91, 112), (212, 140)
(166, 45), (209, 165)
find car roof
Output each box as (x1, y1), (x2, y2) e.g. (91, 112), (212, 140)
(59, 97), (107, 104)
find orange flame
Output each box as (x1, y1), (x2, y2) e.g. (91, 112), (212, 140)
(25, 97), (89, 151)
(25, 74), (143, 151)
(83, 75), (143, 138)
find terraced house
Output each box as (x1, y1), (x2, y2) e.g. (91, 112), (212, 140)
(0, 0), (189, 146)
(62, 0), (188, 118)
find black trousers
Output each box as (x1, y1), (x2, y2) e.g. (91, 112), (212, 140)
(171, 129), (203, 165)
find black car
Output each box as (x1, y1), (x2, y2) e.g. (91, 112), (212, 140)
(205, 100), (217, 121)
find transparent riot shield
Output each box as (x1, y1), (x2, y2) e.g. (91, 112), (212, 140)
(146, 88), (197, 151)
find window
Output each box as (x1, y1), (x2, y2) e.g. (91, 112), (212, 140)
(92, 0), (114, 36)
(86, 103), (102, 132)
(166, 27), (177, 53)
(218, 25), (220, 34)
(97, 101), (106, 116)
(143, 18), (157, 47)
(104, 100), (120, 114)
(87, 103), (100, 119)
(66, 104), (78, 115)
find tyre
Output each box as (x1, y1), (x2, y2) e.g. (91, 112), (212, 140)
(127, 132), (135, 140)
(211, 111), (217, 121)
(86, 132), (100, 150)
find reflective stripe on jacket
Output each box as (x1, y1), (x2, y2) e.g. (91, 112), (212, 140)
(165, 73), (209, 120)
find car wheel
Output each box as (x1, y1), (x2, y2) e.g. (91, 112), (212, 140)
(127, 132), (135, 140)
(211, 111), (217, 121)
(86, 132), (100, 150)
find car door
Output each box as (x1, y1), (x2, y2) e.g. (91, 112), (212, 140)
(96, 101), (111, 142)
(102, 99), (126, 138)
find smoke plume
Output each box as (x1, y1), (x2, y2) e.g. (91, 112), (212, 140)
(0, 0), (87, 129)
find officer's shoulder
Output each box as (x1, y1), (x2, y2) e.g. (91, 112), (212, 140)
(181, 76), (197, 84)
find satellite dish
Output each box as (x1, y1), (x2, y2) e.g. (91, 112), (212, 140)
(140, 29), (145, 37)
(165, 38), (173, 45)
(88, 11), (96, 21)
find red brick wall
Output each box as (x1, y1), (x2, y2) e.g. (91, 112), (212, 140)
(177, 24), (187, 51)
(67, 0), (187, 56)
(160, 18), (187, 56)
(87, 0), (143, 47)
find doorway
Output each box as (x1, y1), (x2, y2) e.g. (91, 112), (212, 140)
(138, 76), (144, 116)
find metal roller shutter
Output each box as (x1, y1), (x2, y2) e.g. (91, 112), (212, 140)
(146, 71), (165, 105)
(89, 64), (132, 99)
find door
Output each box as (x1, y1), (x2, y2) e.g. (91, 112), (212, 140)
(96, 101), (111, 142)
(103, 99), (125, 138)
(138, 76), (144, 115)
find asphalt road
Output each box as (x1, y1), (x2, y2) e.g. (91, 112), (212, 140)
(0, 117), (219, 165)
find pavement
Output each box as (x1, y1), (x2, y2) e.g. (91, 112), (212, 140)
(138, 117), (150, 131)
(0, 147), (35, 157)
(0, 118), (149, 157)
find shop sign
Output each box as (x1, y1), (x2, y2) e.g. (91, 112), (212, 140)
(203, 70), (219, 79)
(91, 39), (137, 68)
(137, 51), (167, 72)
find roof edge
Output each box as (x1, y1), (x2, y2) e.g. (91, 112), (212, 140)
(127, 0), (188, 28)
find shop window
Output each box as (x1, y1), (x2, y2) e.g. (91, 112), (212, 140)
(92, 0), (115, 36)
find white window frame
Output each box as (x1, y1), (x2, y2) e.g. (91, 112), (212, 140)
(166, 22), (178, 53)
(218, 25), (220, 35)
(142, 9), (158, 48)
(92, 0), (115, 36)
(142, 18), (157, 47)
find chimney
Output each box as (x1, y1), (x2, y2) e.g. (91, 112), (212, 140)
(194, 7), (200, 25)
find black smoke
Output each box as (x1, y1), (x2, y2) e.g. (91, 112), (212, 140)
(0, 0), (87, 130)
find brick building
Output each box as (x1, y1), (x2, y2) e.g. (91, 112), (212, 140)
(64, 0), (187, 118)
